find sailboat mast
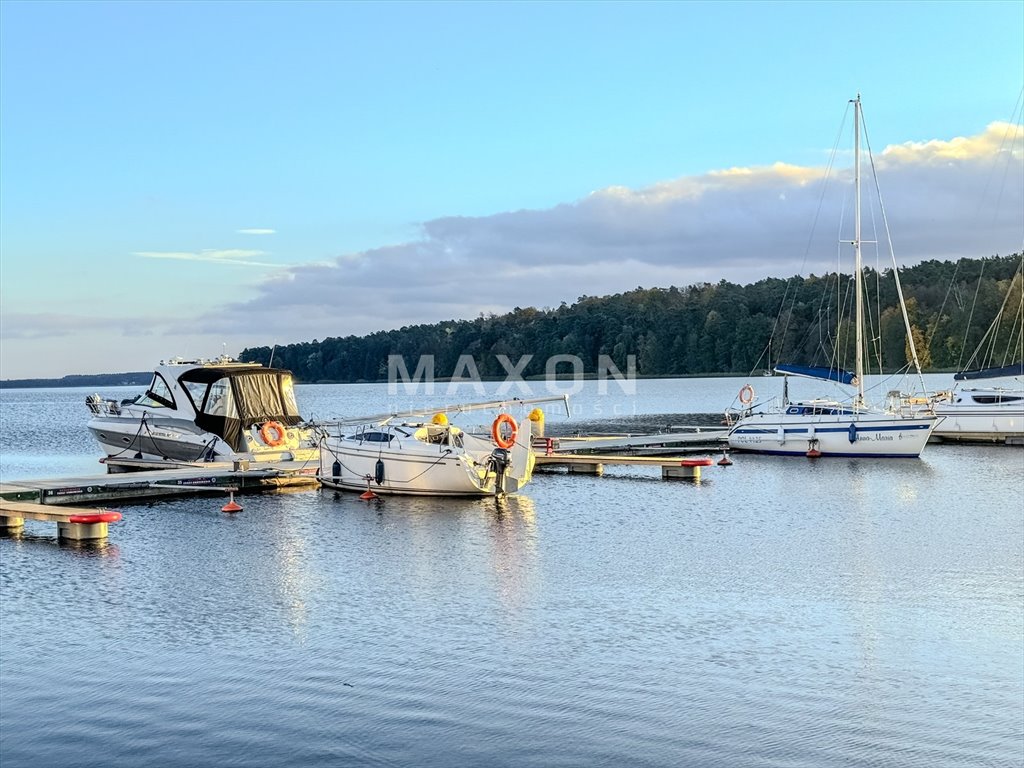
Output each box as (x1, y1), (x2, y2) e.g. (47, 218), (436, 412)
(853, 94), (865, 407)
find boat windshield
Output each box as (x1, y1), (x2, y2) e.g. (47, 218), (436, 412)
(138, 374), (175, 409)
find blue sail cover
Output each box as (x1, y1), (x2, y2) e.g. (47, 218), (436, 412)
(954, 361), (1024, 381)
(774, 364), (858, 386)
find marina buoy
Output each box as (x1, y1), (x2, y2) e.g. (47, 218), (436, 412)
(360, 476), (379, 500)
(718, 452), (733, 466)
(222, 489), (242, 513)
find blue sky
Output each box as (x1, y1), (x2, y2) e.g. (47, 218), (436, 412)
(1, 0), (1022, 378)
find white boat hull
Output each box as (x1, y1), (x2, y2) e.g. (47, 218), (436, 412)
(319, 422), (534, 496)
(728, 412), (936, 457)
(930, 394), (1024, 443)
(88, 416), (317, 465)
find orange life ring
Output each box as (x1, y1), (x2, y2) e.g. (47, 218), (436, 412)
(260, 420), (287, 447)
(491, 413), (518, 449)
(738, 384), (755, 405)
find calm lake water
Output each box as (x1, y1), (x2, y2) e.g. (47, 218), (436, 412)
(1, 377), (1022, 767)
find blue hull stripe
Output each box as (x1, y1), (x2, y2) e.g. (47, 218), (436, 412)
(731, 424), (932, 436)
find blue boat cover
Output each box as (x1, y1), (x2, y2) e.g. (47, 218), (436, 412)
(954, 361), (1024, 381)
(774, 364), (858, 386)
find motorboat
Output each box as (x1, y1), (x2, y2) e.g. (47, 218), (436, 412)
(318, 395), (569, 496)
(726, 96), (937, 458)
(86, 356), (319, 469)
(894, 363), (1023, 444)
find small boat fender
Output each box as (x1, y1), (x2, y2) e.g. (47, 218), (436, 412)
(374, 459), (385, 485)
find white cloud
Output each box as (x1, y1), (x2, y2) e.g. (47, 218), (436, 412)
(237, 228), (276, 235)
(134, 249), (278, 267)
(204, 122), (1022, 344)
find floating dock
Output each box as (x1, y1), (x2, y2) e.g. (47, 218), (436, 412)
(538, 428), (728, 456)
(0, 499), (123, 541)
(0, 460), (319, 507)
(536, 453), (718, 480)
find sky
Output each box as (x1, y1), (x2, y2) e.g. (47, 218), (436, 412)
(1, 0), (1022, 379)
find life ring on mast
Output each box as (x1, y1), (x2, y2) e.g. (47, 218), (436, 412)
(738, 384), (756, 406)
(260, 420), (287, 447)
(491, 413), (518, 449)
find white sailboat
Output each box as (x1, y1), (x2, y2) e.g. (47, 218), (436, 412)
(727, 95), (938, 458)
(928, 377), (1023, 443)
(318, 395), (569, 496)
(892, 258), (1023, 443)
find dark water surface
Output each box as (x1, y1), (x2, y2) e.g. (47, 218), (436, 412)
(1, 379), (1022, 767)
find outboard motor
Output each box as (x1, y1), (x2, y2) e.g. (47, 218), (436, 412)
(489, 448), (510, 495)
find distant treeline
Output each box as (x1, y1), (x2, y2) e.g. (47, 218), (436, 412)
(240, 255), (1023, 383)
(4, 255), (1018, 388)
(0, 372), (151, 390)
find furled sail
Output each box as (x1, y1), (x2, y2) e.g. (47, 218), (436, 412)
(954, 362), (1024, 381)
(774, 364), (858, 386)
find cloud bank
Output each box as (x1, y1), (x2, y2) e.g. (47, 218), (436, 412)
(210, 121), (1023, 343)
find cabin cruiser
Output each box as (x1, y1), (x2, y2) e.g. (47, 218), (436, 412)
(86, 356), (318, 469)
(318, 395), (568, 496)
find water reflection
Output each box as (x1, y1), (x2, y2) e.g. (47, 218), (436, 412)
(487, 495), (538, 612)
(0, 528), (122, 558)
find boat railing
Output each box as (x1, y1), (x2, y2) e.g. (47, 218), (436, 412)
(884, 390), (941, 417)
(85, 394), (123, 417)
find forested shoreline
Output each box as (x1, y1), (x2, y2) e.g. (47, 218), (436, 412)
(242, 255), (1022, 383)
(4, 255), (1020, 388)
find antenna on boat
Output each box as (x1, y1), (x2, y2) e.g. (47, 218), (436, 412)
(269, 343), (277, 367)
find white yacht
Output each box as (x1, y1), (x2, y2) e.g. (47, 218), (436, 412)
(86, 356), (319, 469)
(727, 95), (937, 458)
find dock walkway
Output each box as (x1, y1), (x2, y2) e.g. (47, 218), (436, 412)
(0, 460), (319, 507)
(536, 453), (718, 480)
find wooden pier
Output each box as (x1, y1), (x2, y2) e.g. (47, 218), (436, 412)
(538, 429), (728, 456)
(0, 460), (319, 507)
(536, 453), (718, 480)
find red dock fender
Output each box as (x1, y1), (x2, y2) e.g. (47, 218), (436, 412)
(67, 511), (122, 524)
(679, 458), (713, 467)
